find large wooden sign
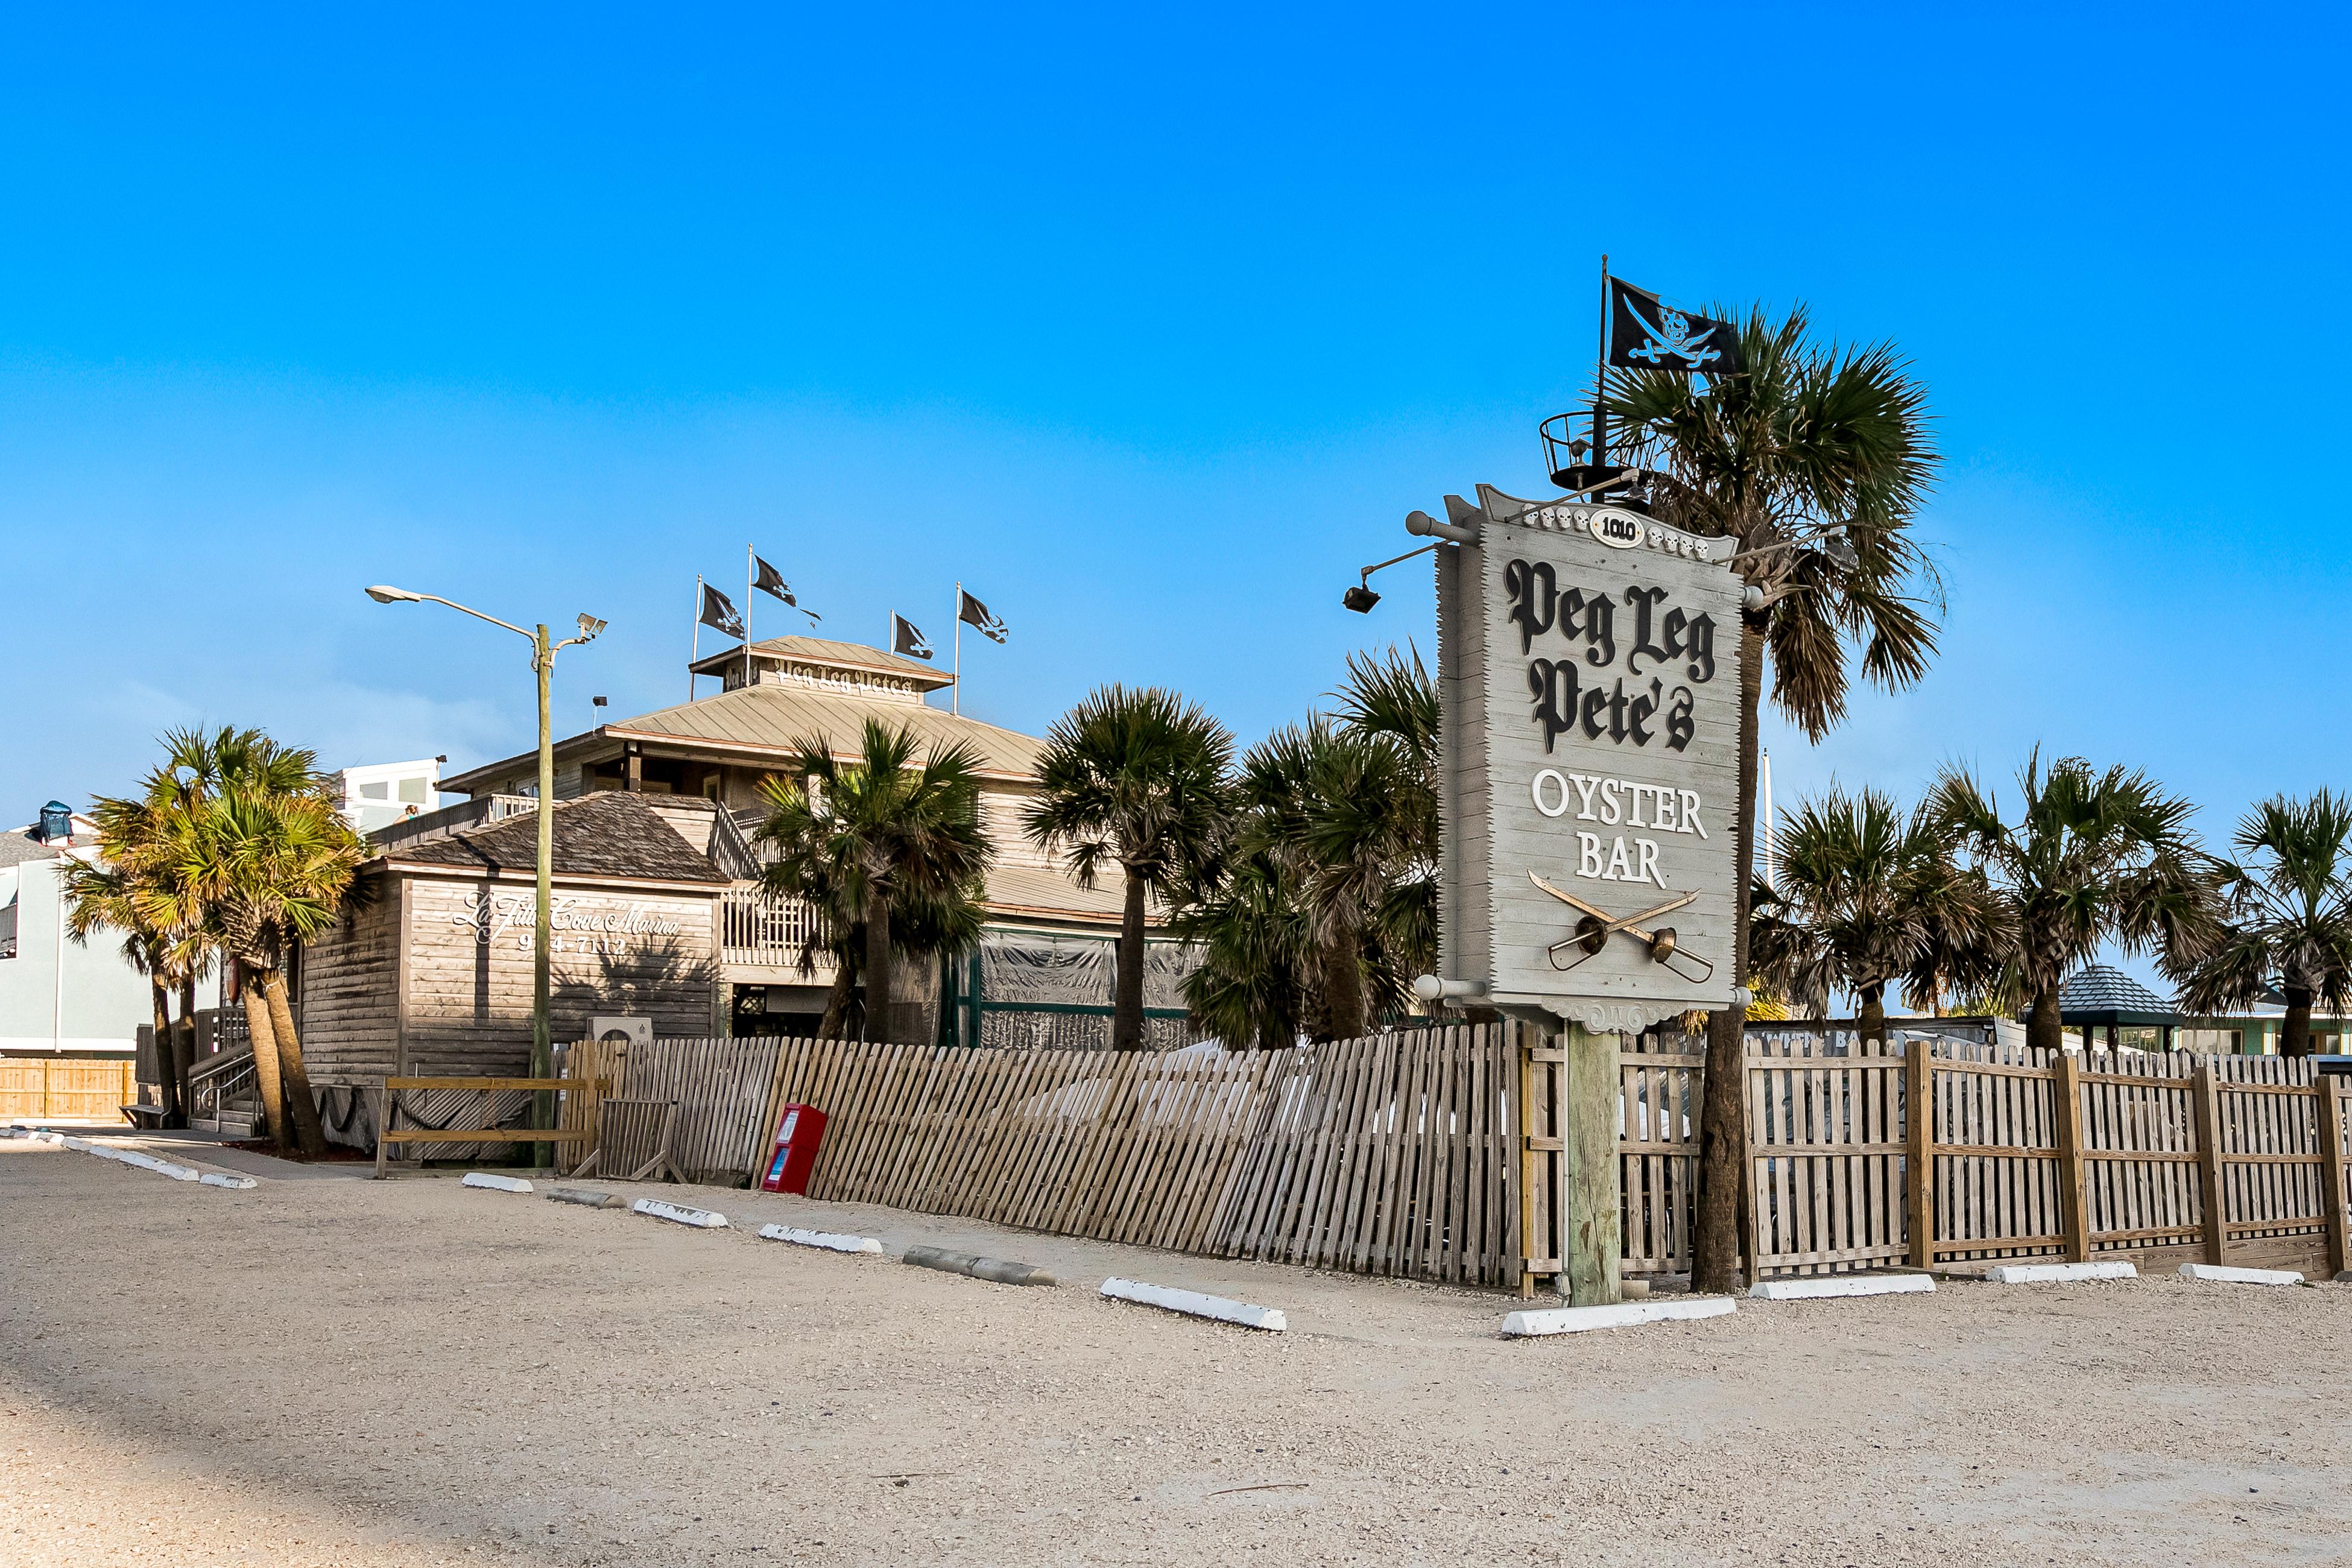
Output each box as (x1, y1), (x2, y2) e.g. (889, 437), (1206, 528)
(1436, 484), (1742, 1032)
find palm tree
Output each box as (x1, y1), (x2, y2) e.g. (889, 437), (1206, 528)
(1927, 751), (2218, 1055)
(2169, 791), (2352, 1058)
(136, 727), (365, 1155)
(1327, 648), (1440, 991)
(1025, 687), (1234, 1050)
(756, 719), (992, 1043)
(1173, 651), (1440, 1049)
(60, 787), (217, 1126)
(1746, 786), (2008, 1048)
(1607, 306), (1941, 1292)
(59, 858), (185, 1124)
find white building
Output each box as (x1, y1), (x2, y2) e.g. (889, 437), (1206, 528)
(0, 807), (206, 1054)
(334, 757), (444, 834)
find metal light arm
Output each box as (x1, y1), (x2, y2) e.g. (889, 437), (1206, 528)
(411, 593), (533, 640)
(1358, 541), (1440, 584)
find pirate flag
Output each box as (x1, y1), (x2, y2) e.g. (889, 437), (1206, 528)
(958, 587), (1009, 644)
(891, 612), (933, 660)
(699, 582), (744, 639)
(1608, 279), (1745, 376)
(753, 555), (820, 622)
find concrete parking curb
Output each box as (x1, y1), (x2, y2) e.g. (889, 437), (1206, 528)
(461, 1172), (535, 1193)
(2179, 1263), (2304, 1286)
(545, 1186), (628, 1209)
(1749, 1274), (1935, 1300)
(1985, 1261), (2136, 1284)
(757, 1224), (883, 1254)
(1501, 1298), (1736, 1337)
(632, 1198), (728, 1229)
(1100, 1277), (1286, 1332)
(34, 1134), (260, 1190)
(901, 1245), (1055, 1286)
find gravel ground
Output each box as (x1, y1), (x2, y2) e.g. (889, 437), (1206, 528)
(4, 1135), (2348, 1566)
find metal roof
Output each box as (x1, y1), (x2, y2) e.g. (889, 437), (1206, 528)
(2058, 964), (2178, 1023)
(443, 680), (1045, 793)
(684, 633), (952, 688)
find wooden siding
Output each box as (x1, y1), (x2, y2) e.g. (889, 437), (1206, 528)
(398, 877), (721, 1079)
(297, 889), (402, 1089)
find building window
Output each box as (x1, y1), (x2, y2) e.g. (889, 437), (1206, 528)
(360, 782), (389, 800)
(397, 776), (429, 805)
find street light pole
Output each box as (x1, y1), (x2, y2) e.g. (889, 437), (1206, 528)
(367, 587), (603, 1169)
(534, 621), (556, 1154)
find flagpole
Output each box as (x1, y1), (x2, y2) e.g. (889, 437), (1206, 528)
(1593, 253), (1610, 476)
(744, 542), (754, 692)
(689, 574), (703, 704)
(952, 582), (962, 716)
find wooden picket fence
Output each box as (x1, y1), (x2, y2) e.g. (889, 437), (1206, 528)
(540, 1026), (2351, 1291)
(0, 1056), (136, 1121)
(1742, 1038), (2351, 1280)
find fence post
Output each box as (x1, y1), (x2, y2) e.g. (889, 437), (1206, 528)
(1563, 1022), (1621, 1307)
(2318, 1078), (2349, 1281)
(2192, 1059), (2228, 1266)
(1739, 1044), (1762, 1288)
(2053, 1052), (2091, 1261)
(1518, 1026), (1545, 1300)
(1905, 1039), (1933, 1271)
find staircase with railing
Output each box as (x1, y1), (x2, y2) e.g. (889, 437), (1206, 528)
(188, 1044), (259, 1137)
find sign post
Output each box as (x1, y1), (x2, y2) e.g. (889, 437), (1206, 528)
(1418, 484), (1743, 1303)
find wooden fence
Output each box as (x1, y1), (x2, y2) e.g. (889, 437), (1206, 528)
(541, 1027), (2350, 1291)
(0, 1056), (136, 1121)
(1742, 1038), (2351, 1280)
(559, 1026), (1523, 1286)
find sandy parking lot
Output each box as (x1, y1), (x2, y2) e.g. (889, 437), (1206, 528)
(3, 1134), (2348, 1566)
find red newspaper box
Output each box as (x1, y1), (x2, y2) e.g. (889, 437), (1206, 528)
(759, 1103), (827, 1194)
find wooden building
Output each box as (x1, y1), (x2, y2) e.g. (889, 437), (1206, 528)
(296, 790), (734, 1145)
(429, 635), (1197, 1048)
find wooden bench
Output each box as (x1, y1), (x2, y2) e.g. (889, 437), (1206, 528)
(120, 1103), (173, 1130)
(374, 1076), (599, 1180)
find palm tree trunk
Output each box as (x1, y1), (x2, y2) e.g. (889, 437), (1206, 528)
(260, 969), (329, 1156)
(237, 963), (288, 1148)
(1857, 983), (1888, 1051)
(1322, 915), (1368, 1042)
(173, 974), (198, 1128)
(1113, 868), (1148, 1051)
(816, 954), (856, 1040)
(2280, 987), (2315, 1058)
(1692, 615), (1765, 1294)
(148, 981), (184, 1125)
(2026, 985), (2064, 1055)
(863, 888), (894, 1042)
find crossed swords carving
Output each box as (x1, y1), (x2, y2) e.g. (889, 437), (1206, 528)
(1528, 871), (1716, 984)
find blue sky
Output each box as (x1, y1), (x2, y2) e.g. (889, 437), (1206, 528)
(4, 5), (2346, 988)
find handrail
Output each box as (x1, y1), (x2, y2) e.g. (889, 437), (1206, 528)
(188, 1043), (254, 1085)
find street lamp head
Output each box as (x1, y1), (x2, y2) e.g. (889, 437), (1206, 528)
(576, 613), (607, 642)
(365, 584), (423, 604)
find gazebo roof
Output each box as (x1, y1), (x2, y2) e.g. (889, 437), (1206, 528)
(2058, 964), (2179, 1026)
